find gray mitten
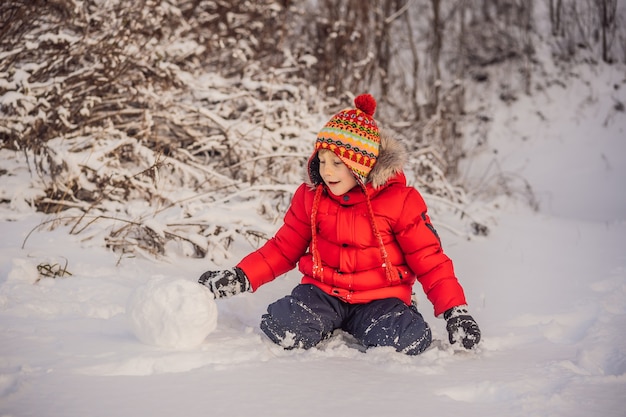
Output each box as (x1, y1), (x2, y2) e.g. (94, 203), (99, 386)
(198, 267), (251, 299)
(444, 305), (481, 349)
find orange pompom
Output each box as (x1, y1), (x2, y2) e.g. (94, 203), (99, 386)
(354, 94), (377, 116)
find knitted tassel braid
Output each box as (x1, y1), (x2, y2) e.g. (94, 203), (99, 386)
(363, 188), (397, 283)
(310, 185), (325, 282)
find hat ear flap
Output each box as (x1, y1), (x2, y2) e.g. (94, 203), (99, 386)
(308, 153), (323, 185)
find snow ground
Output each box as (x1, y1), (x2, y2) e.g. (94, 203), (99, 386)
(1, 62), (625, 416)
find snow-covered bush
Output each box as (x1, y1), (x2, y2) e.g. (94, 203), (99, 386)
(0, 0), (488, 262)
(12, 1), (620, 260)
(0, 0), (326, 259)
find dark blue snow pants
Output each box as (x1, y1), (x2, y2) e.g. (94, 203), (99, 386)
(260, 284), (432, 355)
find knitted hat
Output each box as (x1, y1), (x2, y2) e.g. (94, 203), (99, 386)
(311, 94), (381, 185)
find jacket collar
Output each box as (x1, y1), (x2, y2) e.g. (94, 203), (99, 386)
(324, 171), (407, 205)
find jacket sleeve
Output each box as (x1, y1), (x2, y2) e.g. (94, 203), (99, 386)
(236, 184), (312, 291)
(393, 188), (467, 316)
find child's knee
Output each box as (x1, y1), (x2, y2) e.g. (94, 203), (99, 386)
(399, 322), (432, 355)
(358, 305), (433, 355)
(260, 296), (329, 350)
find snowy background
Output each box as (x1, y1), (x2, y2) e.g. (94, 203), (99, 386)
(2, 4), (626, 417)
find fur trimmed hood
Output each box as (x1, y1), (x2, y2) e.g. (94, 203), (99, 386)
(307, 130), (407, 190)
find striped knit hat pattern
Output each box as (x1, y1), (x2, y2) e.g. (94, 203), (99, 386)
(313, 94), (381, 185)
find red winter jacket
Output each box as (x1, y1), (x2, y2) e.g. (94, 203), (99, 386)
(237, 135), (467, 317)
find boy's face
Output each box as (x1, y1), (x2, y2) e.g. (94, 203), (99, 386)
(318, 149), (358, 196)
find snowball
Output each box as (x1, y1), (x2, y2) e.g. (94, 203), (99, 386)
(126, 277), (217, 349)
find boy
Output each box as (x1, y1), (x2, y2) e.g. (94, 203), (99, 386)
(199, 94), (480, 354)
